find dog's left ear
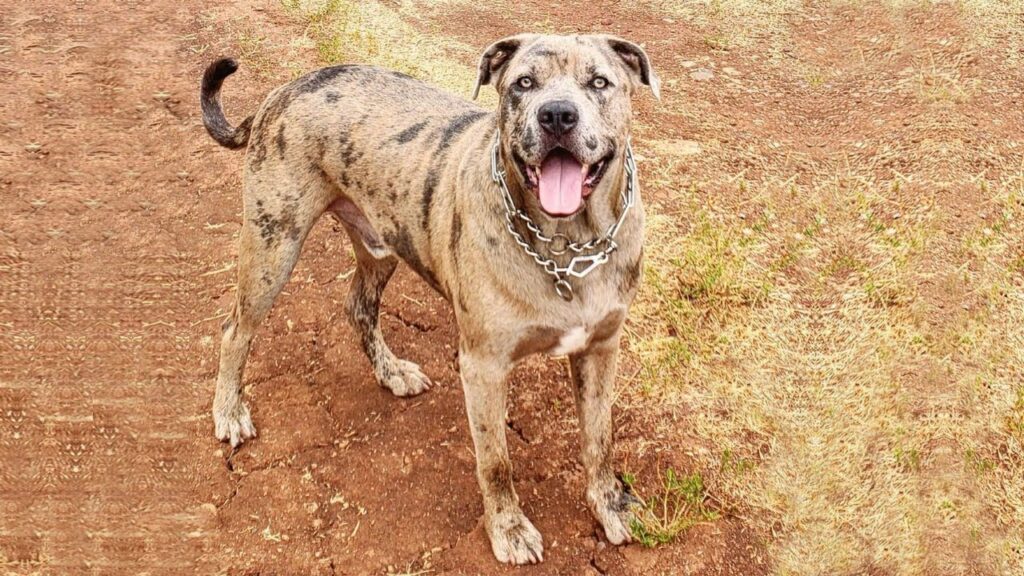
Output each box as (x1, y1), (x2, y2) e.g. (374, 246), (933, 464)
(472, 34), (535, 100)
(602, 36), (661, 101)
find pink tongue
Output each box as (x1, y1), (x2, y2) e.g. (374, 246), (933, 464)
(538, 150), (584, 216)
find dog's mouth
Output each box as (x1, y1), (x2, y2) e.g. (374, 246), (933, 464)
(515, 148), (613, 217)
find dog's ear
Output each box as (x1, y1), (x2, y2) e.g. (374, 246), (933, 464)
(602, 36), (660, 101)
(472, 34), (534, 100)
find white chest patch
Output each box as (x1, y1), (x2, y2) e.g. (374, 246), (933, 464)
(550, 326), (589, 356)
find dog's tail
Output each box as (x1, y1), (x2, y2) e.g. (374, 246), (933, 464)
(201, 58), (253, 149)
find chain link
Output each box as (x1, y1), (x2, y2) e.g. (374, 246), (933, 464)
(490, 132), (638, 301)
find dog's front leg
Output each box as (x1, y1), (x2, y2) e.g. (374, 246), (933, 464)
(460, 348), (544, 565)
(570, 334), (639, 545)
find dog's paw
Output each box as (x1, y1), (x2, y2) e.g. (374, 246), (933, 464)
(591, 484), (642, 545)
(487, 510), (544, 565)
(213, 402), (257, 447)
(381, 359), (431, 397)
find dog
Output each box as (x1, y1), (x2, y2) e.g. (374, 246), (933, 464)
(201, 33), (658, 565)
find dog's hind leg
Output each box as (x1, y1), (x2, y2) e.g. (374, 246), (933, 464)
(332, 198), (432, 397)
(213, 182), (327, 447)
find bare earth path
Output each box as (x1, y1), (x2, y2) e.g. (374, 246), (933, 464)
(2, 1), (1023, 575)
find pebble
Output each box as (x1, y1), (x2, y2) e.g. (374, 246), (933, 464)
(690, 68), (714, 81)
(662, 139), (702, 156)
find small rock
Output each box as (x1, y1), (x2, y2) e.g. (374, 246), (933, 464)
(723, 66), (741, 76)
(655, 139), (702, 157)
(690, 68), (714, 81)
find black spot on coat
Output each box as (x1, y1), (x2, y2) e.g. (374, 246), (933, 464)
(294, 65), (356, 95)
(437, 111), (488, 153)
(393, 121), (428, 144)
(450, 210), (463, 257)
(383, 227), (444, 296)
(274, 123), (287, 159)
(421, 111), (487, 230)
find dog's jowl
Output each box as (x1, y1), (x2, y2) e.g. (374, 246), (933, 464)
(202, 33), (658, 565)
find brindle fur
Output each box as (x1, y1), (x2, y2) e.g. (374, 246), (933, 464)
(202, 33), (658, 565)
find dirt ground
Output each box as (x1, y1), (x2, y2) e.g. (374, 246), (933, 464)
(2, 0), (1023, 575)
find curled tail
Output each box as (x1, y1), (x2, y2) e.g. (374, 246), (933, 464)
(201, 58), (253, 149)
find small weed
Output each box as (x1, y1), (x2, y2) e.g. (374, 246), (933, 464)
(1006, 388), (1024, 441)
(629, 469), (718, 548)
(964, 449), (995, 475)
(823, 252), (864, 280)
(720, 449), (756, 474)
(704, 34), (731, 51)
(918, 68), (975, 104)
(261, 524), (283, 542)
(893, 446), (921, 472)
(805, 69), (827, 88)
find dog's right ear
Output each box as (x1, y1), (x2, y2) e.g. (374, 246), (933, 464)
(472, 34), (534, 100)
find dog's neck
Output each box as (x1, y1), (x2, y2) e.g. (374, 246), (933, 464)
(498, 142), (627, 243)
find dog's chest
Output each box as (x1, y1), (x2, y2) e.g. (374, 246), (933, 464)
(513, 303), (626, 360)
(549, 325), (590, 356)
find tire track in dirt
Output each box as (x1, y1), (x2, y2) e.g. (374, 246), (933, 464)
(1, 2), (229, 573)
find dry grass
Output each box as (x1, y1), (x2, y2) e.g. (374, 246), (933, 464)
(958, 0), (1024, 61)
(633, 0), (801, 52)
(623, 167), (938, 573)
(954, 176), (1024, 574)
(619, 1), (1024, 574)
(281, 0), (490, 102)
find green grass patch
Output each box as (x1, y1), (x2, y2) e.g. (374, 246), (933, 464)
(627, 468), (719, 548)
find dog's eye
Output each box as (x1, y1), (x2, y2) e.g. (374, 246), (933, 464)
(516, 76), (534, 89)
(590, 76), (609, 89)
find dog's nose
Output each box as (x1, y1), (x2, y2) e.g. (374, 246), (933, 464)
(538, 100), (578, 137)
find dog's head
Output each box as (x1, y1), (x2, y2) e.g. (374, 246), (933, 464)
(474, 34), (659, 218)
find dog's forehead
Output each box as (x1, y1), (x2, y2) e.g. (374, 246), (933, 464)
(514, 36), (612, 75)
